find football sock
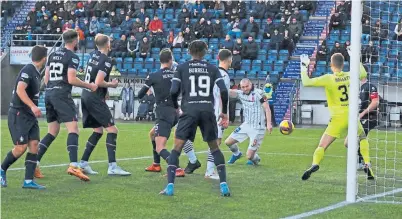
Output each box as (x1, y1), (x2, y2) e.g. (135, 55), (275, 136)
(81, 132), (102, 161)
(109, 162), (117, 168)
(167, 150), (180, 184)
(359, 138), (371, 164)
(67, 133), (79, 163)
(357, 147), (364, 164)
(1, 151), (18, 171)
(24, 152), (37, 180)
(106, 133), (117, 163)
(183, 140), (197, 164)
(152, 140), (161, 164)
(312, 147), (325, 166)
(228, 144), (240, 156)
(159, 149), (170, 162)
(81, 132), (103, 162)
(206, 149), (215, 174)
(37, 133), (55, 162)
(212, 149), (226, 183)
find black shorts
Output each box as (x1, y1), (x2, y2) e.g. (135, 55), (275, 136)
(154, 106), (178, 139)
(360, 119), (378, 136)
(81, 93), (114, 128)
(45, 93), (78, 123)
(175, 111), (218, 142)
(8, 108), (40, 145)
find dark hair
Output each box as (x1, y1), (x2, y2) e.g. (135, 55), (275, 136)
(31, 45), (48, 62)
(95, 34), (110, 48)
(159, 48), (173, 64)
(218, 49), (232, 62)
(189, 40), (208, 59)
(62, 29), (78, 44)
(331, 53), (344, 69)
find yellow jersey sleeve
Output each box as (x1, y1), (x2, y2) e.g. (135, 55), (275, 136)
(359, 63), (368, 80)
(301, 69), (331, 87)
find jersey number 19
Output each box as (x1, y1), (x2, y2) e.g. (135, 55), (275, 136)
(189, 75), (210, 97)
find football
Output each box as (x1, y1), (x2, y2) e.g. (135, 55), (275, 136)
(279, 120), (295, 135)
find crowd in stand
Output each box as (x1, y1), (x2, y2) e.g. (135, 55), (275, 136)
(9, 0), (316, 69)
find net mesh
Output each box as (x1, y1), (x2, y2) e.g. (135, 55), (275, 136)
(356, 0), (402, 204)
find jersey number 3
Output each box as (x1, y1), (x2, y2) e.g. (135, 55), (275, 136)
(49, 63), (64, 81)
(189, 75), (210, 97)
(338, 85), (349, 102)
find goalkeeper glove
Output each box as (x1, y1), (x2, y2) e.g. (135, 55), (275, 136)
(264, 83), (273, 100)
(300, 54), (310, 69)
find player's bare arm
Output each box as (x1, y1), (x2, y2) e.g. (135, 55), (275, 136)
(360, 95), (379, 119)
(229, 89), (238, 99)
(16, 82), (41, 118)
(262, 101), (272, 134)
(95, 71), (118, 88)
(67, 68), (97, 91)
(44, 66), (50, 85)
(216, 78), (229, 128)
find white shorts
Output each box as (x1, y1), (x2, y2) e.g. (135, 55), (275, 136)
(228, 123), (265, 151)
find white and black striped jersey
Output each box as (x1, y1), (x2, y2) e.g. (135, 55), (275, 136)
(235, 88), (267, 130)
(213, 67), (230, 120)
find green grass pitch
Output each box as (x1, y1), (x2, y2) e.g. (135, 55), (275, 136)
(1, 120), (401, 219)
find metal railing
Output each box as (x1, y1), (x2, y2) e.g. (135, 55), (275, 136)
(11, 34), (63, 47)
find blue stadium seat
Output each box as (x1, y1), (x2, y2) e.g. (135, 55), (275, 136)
(124, 57), (133, 63)
(235, 70), (246, 79)
(252, 60), (262, 71)
(258, 71), (267, 80)
(138, 69), (148, 77)
(263, 61), (273, 72)
(279, 50), (289, 61)
(228, 69), (235, 78)
(128, 68), (137, 75)
(134, 58), (144, 69)
(145, 58), (155, 70)
(257, 50), (267, 60)
(274, 61), (284, 72)
(151, 48), (160, 54)
(241, 59), (251, 71)
(247, 70), (257, 78)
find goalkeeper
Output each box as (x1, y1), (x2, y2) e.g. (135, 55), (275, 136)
(299, 52), (374, 181)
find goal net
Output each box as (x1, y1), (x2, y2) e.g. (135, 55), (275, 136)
(354, 0), (402, 204)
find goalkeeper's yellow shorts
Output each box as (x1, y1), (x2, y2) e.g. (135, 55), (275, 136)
(324, 116), (365, 138)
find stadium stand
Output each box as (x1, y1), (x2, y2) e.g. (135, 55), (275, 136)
(4, 0), (323, 123)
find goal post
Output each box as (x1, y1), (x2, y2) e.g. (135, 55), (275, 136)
(346, 0), (362, 203)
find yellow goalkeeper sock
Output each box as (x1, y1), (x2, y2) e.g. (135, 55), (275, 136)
(359, 138), (371, 164)
(312, 147), (325, 166)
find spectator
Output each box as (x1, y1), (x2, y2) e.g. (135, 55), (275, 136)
(146, 1), (159, 10)
(316, 41), (328, 62)
(134, 8), (146, 21)
(181, 17), (192, 31)
(37, 6), (51, 23)
(199, 8), (211, 20)
(183, 27), (195, 48)
(214, 0), (225, 18)
(46, 0), (59, 15)
(139, 37), (151, 59)
(290, 8), (303, 22)
(75, 1), (85, 17)
(242, 16), (259, 39)
(242, 36), (259, 60)
(84, 0), (97, 18)
(131, 18), (143, 34)
(68, 10), (77, 22)
(394, 18), (402, 41)
(224, 1), (235, 18)
(212, 19), (224, 38)
(35, 1), (45, 12)
(178, 8), (190, 28)
(329, 41), (347, 59)
(121, 15), (133, 36)
(43, 25), (53, 46)
(25, 16), (37, 29)
(24, 26), (34, 47)
(220, 35), (234, 50)
(150, 30), (165, 48)
(371, 19), (388, 41)
(143, 17), (150, 32)
(329, 12), (344, 31)
(270, 29), (283, 50)
(288, 18), (302, 42)
(232, 38), (243, 70)
(109, 11), (120, 28)
(64, 0), (76, 12)
(193, 18), (206, 39)
(283, 9), (292, 22)
(149, 15), (163, 33)
(173, 31), (185, 48)
(50, 16), (62, 30)
(167, 30), (175, 47)
(252, 0), (266, 19)
(181, 0), (193, 13)
(89, 16), (99, 37)
(265, 1), (281, 19)
(228, 7), (239, 22)
(13, 26), (24, 46)
(277, 17), (288, 34)
(75, 26), (85, 49)
(287, 1), (297, 12)
(40, 15), (51, 31)
(227, 18), (241, 39)
(127, 35), (139, 58)
(343, 41), (350, 62)
(56, 7), (68, 21)
(62, 20), (74, 32)
(235, 0), (247, 19)
(336, 0), (350, 20)
(27, 8), (37, 25)
(80, 19), (90, 36)
(121, 83), (134, 120)
(112, 34), (128, 58)
(193, 0), (205, 18)
(263, 18), (275, 39)
(135, 27), (146, 42)
(94, 0), (108, 17)
(362, 19), (371, 35)
(133, 1), (145, 15)
(362, 41), (378, 64)
(203, 20), (214, 38)
(297, 1), (315, 13)
(104, 0), (116, 18)
(281, 29), (295, 54)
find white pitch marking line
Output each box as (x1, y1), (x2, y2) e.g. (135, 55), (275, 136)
(281, 188), (402, 219)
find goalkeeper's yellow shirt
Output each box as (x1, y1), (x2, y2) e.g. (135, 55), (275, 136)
(301, 64), (367, 117)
